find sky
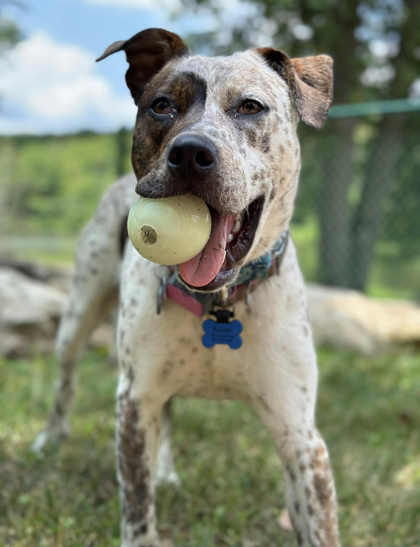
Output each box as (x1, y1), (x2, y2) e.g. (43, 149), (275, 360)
(2, 0), (416, 135)
(0, 0), (213, 135)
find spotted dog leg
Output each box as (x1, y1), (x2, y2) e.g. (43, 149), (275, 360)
(256, 407), (339, 547)
(117, 374), (162, 547)
(156, 400), (180, 486)
(280, 428), (339, 547)
(251, 336), (340, 547)
(32, 175), (135, 455)
(33, 283), (118, 454)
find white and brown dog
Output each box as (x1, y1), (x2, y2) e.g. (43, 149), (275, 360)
(33, 28), (339, 547)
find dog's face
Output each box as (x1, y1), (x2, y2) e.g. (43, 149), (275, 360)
(98, 29), (333, 291)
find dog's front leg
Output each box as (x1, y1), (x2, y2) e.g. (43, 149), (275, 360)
(250, 346), (340, 546)
(156, 400), (180, 486)
(117, 373), (162, 547)
(257, 410), (339, 546)
(279, 427), (339, 547)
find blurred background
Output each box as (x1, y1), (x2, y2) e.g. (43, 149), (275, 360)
(1, 1), (420, 547)
(1, 0), (420, 297)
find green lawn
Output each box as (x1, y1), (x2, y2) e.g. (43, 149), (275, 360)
(0, 348), (419, 547)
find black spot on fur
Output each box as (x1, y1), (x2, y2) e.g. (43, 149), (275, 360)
(286, 465), (297, 482)
(260, 132), (270, 153)
(133, 522), (148, 538)
(270, 187), (277, 201)
(120, 214), (129, 255)
(245, 127), (258, 147)
(118, 399), (151, 525)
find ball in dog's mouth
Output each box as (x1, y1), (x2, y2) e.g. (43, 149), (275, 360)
(127, 194), (212, 266)
(178, 196), (264, 291)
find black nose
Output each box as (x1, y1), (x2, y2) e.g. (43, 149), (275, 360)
(167, 134), (218, 179)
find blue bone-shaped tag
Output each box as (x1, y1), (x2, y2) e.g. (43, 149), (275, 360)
(202, 315), (243, 349)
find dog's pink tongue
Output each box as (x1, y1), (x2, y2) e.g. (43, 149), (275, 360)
(179, 215), (235, 287)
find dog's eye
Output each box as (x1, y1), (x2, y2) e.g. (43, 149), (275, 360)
(238, 100), (263, 115)
(152, 99), (173, 115)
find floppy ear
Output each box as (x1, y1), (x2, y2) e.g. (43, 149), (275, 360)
(96, 28), (189, 104)
(255, 48), (333, 129)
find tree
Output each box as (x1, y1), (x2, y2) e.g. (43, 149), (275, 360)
(0, 2), (21, 53)
(349, 0), (420, 290)
(177, 0), (420, 290)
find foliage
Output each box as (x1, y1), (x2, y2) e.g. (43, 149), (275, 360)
(0, 347), (419, 546)
(0, 131), (132, 236)
(0, 11), (20, 53)
(1, 121), (419, 298)
(183, 0), (420, 100)
(179, 0), (420, 291)
(380, 117), (420, 260)
(1, 3), (419, 292)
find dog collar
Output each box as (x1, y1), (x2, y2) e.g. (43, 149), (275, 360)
(157, 230), (289, 317)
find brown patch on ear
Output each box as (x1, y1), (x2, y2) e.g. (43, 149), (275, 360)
(96, 28), (189, 103)
(291, 56), (333, 128)
(255, 48), (333, 129)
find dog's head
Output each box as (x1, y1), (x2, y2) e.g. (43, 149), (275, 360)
(98, 28), (333, 291)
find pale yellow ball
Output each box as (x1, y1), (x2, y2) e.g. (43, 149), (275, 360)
(127, 194), (211, 265)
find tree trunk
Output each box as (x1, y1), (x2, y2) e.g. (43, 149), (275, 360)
(314, 3), (359, 288)
(348, 0), (417, 291)
(318, 118), (356, 287)
(349, 114), (406, 291)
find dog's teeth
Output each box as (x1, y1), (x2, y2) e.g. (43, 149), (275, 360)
(227, 233), (234, 243)
(233, 221), (241, 234)
(235, 213), (241, 223)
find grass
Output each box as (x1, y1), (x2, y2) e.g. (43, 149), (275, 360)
(0, 348), (420, 547)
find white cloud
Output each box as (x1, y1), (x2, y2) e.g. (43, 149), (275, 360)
(0, 32), (136, 135)
(82, 0), (181, 10)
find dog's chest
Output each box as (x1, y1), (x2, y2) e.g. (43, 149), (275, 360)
(120, 245), (308, 402)
(140, 304), (253, 401)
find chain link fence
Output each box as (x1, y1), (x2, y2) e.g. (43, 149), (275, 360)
(293, 101), (420, 299)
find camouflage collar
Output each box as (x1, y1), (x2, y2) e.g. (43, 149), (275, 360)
(157, 231), (289, 316)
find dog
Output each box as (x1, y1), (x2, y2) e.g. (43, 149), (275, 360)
(33, 28), (338, 547)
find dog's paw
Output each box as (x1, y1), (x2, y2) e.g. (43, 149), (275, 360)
(120, 533), (163, 547)
(31, 421), (70, 456)
(156, 469), (181, 487)
(278, 508), (294, 533)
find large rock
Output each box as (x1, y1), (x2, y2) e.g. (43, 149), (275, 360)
(0, 268), (66, 357)
(307, 284), (420, 354)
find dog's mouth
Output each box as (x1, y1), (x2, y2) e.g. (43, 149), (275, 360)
(178, 197), (264, 292)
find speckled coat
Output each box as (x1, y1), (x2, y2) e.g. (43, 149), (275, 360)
(33, 28), (339, 547)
